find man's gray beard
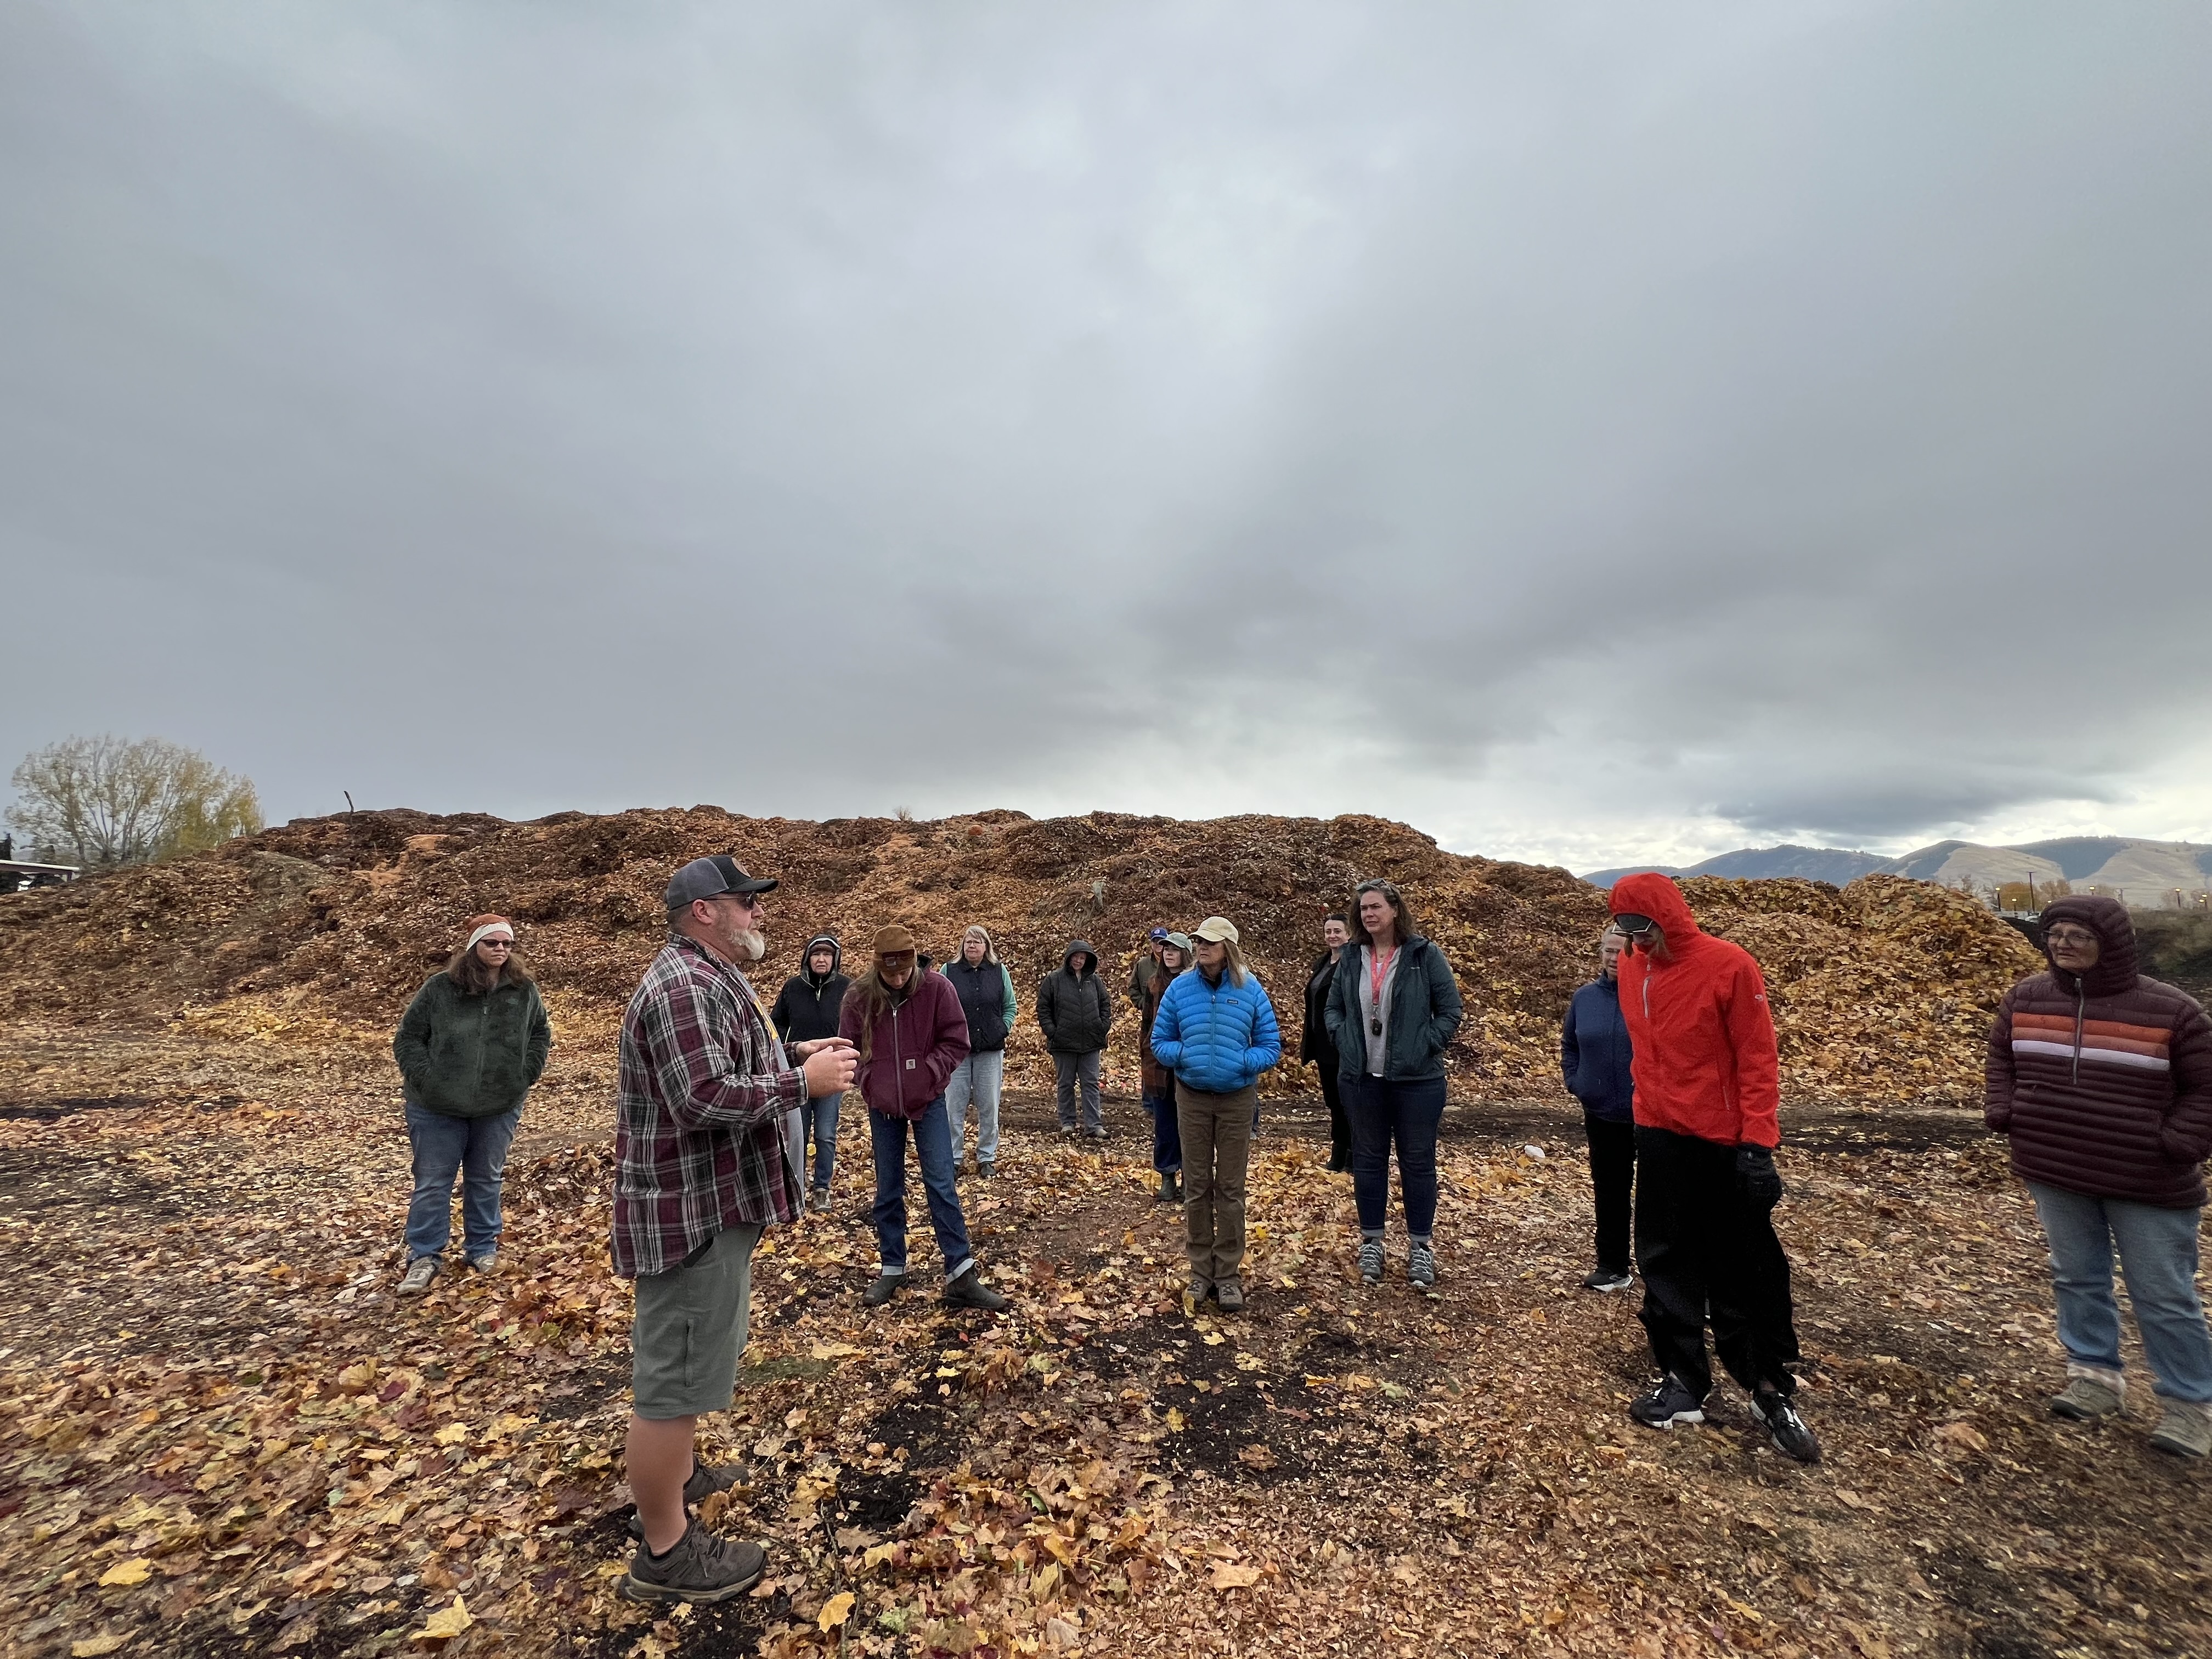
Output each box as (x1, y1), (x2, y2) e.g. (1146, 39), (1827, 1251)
(735, 928), (767, 963)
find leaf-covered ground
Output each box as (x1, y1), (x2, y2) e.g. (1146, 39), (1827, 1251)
(3, 1022), (2208, 1659)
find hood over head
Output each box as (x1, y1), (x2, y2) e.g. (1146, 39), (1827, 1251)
(1063, 940), (1097, 975)
(1608, 873), (1702, 947)
(800, 933), (842, 984)
(2038, 895), (2140, 998)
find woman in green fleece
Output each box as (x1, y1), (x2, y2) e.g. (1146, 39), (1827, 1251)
(392, 914), (551, 1294)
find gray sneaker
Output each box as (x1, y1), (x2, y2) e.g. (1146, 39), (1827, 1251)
(2149, 1401), (2212, 1458)
(2050, 1375), (2125, 1421)
(1407, 1242), (1437, 1290)
(466, 1250), (498, 1274)
(620, 1520), (766, 1604)
(1215, 1279), (1245, 1313)
(1358, 1238), (1384, 1286)
(398, 1257), (438, 1296)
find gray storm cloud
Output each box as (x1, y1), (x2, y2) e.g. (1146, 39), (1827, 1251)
(3, 1), (2209, 865)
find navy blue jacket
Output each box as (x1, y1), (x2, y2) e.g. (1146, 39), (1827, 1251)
(1152, 966), (1283, 1094)
(1560, 975), (1634, 1123)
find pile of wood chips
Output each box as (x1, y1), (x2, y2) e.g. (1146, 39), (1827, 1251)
(0, 808), (2041, 1105)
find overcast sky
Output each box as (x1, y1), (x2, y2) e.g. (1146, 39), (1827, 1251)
(4, 2), (2209, 872)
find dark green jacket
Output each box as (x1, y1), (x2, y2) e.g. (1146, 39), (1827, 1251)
(1323, 934), (1463, 1082)
(393, 973), (552, 1119)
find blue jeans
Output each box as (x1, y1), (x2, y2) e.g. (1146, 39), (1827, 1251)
(945, 1051), (1005, 1165)
(1144, 1092), (1182, 1175)
(2028, 1183), (2212, 1403)
(404, 1101), (522, 1262)
(868, 1095), (975, 1285)
(1345, 1074), (1447, 1239)
(799, 1093), (839, 1192)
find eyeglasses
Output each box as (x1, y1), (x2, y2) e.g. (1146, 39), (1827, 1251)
(2044, 926), (2098, 947)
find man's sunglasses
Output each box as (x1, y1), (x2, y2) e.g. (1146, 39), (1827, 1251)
(715, 892), (767, 913)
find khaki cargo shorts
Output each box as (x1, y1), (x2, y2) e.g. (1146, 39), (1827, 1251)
(630, 1223), (761, 1420)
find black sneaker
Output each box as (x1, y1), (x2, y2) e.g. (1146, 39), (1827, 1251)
(1155, 1172), (1179, 1204)
(620, 1519), (766, 1604)
(1582, 1267), (1632, 1293)
(943, 1267), (1008, 1311)
(864, 1275), (903, 1307)
(1629, 1375), (1706, 1430)
(977, 1161), (994, 1180)
(1751, 1390), (1821, 1463)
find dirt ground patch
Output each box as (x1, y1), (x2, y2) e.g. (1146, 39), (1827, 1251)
(3, 1024), (2209, 1659)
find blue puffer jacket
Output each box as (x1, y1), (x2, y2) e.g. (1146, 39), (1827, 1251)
(1151, 966), (1283, 1094)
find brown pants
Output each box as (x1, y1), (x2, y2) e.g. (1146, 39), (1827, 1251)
(1176, 1081), (1257, 1286)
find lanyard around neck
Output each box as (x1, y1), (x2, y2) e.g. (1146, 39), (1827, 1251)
(1368, 944), (1397, 1007)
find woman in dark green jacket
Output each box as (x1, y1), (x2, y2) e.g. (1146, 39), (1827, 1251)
(1325, 879), (1463, 1291)
(391, 914), (551, 1294)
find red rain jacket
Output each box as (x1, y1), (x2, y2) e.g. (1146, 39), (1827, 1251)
(1610, 873), (1781, 1149)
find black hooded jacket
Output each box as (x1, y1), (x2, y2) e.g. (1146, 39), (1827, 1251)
(1037, 940), (1113, 1056)
(771, 935), (851, 1045)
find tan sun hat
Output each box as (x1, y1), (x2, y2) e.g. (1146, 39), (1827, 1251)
(871, 924), (918, 956)
(1190, 916), (1239, 944)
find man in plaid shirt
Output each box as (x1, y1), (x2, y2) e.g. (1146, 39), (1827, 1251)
(615, 855), (857, 1604)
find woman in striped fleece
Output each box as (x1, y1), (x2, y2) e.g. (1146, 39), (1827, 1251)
(1987, 894), (2212, 1457)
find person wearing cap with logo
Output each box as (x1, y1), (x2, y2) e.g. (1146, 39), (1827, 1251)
(1607, 873), (1819, 1464)
(1128, 927), (1172, 1008)
(1139, 932), (1194, 1204)
(614, 856), (860, 1603)
(940, 924), (1019, 1179)
(1324, 879), (1463, 1291)
(392, 914), (552, 1295)
(840, 925), (1011, 1312)
(1150, 916), (1282, 1311)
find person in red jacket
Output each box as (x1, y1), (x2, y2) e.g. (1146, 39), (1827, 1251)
(1609, 873), (1819, 1463)
(838, 925), (1008, 1312)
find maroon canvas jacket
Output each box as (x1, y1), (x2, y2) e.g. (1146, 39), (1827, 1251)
(1985, 895), (2212, 1208)
(838, 969), (971, 1120)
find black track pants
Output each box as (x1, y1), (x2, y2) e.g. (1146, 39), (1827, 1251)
(1633, 1124), (1801, 1399)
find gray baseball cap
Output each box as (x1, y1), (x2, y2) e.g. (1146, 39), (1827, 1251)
(664, 854), (778, 911)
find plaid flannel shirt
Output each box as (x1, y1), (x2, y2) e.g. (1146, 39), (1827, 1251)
(612, 935), (806, 1279)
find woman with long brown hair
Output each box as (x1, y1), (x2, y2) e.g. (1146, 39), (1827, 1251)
(392, 914), (552, 1294)
(1324, 879), (1463, 1290)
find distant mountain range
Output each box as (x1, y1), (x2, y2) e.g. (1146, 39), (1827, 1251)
(1583, 837), (2212, 904)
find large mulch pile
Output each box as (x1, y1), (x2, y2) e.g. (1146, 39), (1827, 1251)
(2, 1025), (2207, 1659)
(0, 808), (2039, 1102)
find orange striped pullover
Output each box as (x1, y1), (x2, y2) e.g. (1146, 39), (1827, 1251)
(1985, 896), (2212, 1208)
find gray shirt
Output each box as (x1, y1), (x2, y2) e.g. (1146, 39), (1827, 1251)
(1356, 944), (1400, 1077)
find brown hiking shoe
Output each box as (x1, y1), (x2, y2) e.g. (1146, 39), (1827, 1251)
(620, 1520), (766, 1604)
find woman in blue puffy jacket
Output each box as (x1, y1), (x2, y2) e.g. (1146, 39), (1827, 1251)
(1150, 915), (1282, 1312)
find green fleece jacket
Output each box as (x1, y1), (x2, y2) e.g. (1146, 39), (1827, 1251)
(393, 973), (552, 1119)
